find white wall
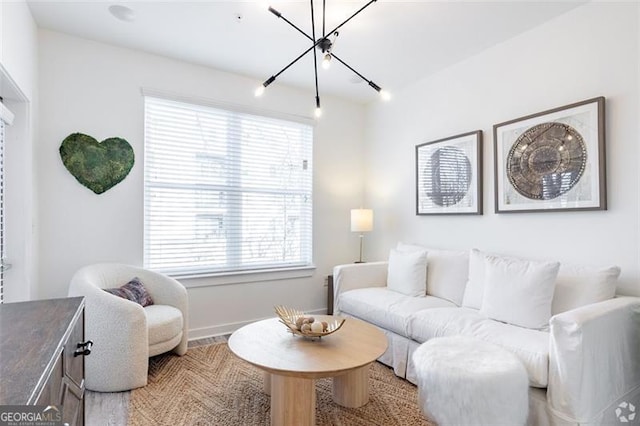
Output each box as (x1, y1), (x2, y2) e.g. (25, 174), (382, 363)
(37, 30), (365, 336)
(1, 1), (37, 98)
(0, 0), (38, 302)
(365, 2), (640, 296)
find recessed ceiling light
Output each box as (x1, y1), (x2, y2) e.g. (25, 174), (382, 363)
(108, 5), (136, 23)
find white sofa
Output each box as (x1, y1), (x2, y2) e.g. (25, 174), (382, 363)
(333, 246), (640, 425)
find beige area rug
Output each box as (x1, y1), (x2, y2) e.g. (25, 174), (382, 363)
(128, 343), (432, 426)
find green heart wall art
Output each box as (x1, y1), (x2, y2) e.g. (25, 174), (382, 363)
(59, 132), (135, 194)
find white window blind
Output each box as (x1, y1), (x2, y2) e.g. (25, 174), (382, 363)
(144, 96), (313, 277)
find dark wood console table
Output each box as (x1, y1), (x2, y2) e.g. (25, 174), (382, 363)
(0, 297), (87, 426)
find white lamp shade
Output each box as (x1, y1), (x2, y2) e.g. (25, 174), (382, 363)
(351, 209), (373, 233)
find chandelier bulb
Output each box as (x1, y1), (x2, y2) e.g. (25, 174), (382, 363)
(314, 107), (322, 118)
(254, 85), (265, 97)
(379, 89), (391, 101)
(322, 54), (331, 70)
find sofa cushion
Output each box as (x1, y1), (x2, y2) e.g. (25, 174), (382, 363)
(145, 305), (183, 346)
(338, 287), (456, 336)
(387, 248), (428, 297)
(425, 249), (469, 305)
(551, 264), (620, 315)
(407, 307), (550, 387)
(480, 254), (559, 329)
(397, 243), (469, 305)
(471, 318), (549, 388)
(462, 249), (486, 309)
(407, 307), (487, 342)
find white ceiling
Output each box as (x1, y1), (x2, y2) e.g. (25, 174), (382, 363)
(27, 1), (584, 103)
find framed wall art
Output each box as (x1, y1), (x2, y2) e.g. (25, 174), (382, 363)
(416, 130), (482, 215)
(493, 97), (606, 213)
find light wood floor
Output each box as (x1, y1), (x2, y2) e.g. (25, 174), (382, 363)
(85, 336), (228, 426)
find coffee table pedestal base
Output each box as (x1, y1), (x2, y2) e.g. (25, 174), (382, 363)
(263, 371), (271, 395)
(271, 374), (316, 426)
(332, 365), (370, 408)
(265, 364), (371, 425)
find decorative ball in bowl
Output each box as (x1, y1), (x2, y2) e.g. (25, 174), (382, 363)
(274, 306), (345, 338)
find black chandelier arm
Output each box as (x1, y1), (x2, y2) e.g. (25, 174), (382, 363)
(310, 0), (320, 102)
(269, 6), (313, 42)
(268, 0), (377, 46)
(322, 0), (326, 37)
(330, 53), (383, 92)
(269, 44), (316, 81)
(264, 45), (384, 96)
(325, 0), (377, 40)
(262, 30), (327, 83)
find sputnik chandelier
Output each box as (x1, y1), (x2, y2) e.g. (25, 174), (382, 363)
(255, 0), (390, 117)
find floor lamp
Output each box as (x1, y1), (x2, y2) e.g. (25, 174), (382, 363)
(351, 209), (373, 263)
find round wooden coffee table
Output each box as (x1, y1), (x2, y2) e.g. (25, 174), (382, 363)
(228, 315), (387, 426)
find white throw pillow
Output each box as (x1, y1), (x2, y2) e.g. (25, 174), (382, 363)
(387, 248), (428, 297)
(551, 264), (620, 315)
(461, 249), (486, 309)
(397, 243), (469, 305)
(425, 249), (469, 306)
(480, 255), (560, 329)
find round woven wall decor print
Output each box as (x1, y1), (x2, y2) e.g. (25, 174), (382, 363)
(424, 146), (472, 207)
(506, 122), (587, 200)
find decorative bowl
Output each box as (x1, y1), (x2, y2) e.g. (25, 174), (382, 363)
(274, 305), (345, 338)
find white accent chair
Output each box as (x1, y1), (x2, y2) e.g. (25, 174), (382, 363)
(68, 263), (188, 392)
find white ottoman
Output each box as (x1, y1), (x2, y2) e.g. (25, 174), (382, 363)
(412, 336), (529, 426)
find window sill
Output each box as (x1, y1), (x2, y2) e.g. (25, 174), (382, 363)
(172, 265), (317, 288)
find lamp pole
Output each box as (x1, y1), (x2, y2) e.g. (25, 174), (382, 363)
(351, 208), (373, 264)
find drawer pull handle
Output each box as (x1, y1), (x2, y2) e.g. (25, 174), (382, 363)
(74, 340), (93, 357)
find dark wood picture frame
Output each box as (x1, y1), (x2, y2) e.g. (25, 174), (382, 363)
(493, 97), (606, 213)
(416, 130), (483, 215)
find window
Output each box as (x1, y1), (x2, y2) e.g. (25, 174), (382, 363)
(144, 96), (313, 277)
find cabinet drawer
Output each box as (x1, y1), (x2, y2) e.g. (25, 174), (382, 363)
(64, 310), (84, 388)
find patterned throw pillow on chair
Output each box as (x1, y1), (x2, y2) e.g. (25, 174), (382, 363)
(104, 277), (154, 307)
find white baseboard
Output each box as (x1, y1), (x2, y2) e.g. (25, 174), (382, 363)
(187, 307), (327, 341)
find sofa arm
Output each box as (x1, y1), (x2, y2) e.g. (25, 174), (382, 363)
(135, 269), (188, 315)
(333, 262), (388, 314)
(548, 296), (640, 422)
